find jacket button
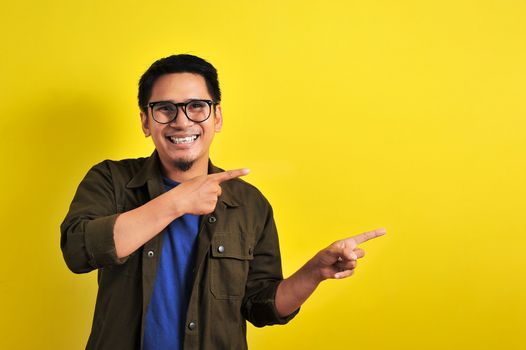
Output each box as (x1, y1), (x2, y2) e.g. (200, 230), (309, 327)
(217, 245), (225, 253)
(147, 250), (154, 258)
(208, 216), (217, 223)
(188, 321), (196, 330)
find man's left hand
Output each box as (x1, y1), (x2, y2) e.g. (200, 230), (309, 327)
(312, 227), (387, 280)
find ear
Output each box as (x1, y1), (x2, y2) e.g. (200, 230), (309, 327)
(140, 111), (151, 137)
(213, 104), (223, 132)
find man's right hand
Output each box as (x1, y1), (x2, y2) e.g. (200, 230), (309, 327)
(170, 168), (250, 216)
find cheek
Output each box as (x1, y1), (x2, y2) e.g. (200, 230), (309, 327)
(150, 129), (166, 145)
(202, 129), (216, 142)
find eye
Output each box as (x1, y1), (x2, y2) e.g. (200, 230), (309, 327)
(187, 101), (207, 111)
(154, 102), (176, 112)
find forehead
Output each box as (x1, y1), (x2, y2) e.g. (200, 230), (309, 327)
(150, 73), (210, 101)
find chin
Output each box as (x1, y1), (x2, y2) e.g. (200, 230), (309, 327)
(173, 159), (195, 172)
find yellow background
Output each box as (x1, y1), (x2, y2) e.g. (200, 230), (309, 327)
(1, 0), (525, 349)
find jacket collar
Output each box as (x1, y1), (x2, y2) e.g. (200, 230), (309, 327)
(126, 151), (162, 189)
(125, 150), (240, 208)
(208, 162), (240, 208)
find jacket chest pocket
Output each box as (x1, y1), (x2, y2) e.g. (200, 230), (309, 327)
(210, 232), (254, 300)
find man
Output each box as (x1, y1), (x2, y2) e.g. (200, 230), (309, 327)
(61, 54), (386, 349)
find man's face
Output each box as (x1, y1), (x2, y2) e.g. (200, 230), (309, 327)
(140, 72), (222, 173)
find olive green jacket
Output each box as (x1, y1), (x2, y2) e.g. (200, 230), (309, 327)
(60, 152), (298, 349)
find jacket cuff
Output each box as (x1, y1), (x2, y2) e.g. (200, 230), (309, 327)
(84, 214), (127, 268)
(245, 281), (300, 327)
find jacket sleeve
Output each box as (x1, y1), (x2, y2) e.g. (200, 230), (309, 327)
(60, 160), (126, 274)
(241, 196), (299, 326)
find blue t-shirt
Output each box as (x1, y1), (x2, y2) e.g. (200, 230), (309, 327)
(143, 177), (200, 350)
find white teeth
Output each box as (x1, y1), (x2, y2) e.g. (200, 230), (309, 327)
(169, 135), (198, 144)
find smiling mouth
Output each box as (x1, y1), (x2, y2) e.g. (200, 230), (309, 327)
(167, 135), (199, 144)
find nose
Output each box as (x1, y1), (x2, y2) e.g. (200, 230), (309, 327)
(169, 106), (195, 128)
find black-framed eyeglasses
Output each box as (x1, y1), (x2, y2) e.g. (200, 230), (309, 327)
(147, 99), (217, 124)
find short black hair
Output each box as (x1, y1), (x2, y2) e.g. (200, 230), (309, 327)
(138, 54), (221, 113)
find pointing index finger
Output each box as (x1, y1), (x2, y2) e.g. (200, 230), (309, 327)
(351, 228), (387, 244)
(209, 168), (250, 184)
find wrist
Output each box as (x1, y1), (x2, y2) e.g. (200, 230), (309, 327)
(300, 258), (325, 286)
(166, 189), (185, 218)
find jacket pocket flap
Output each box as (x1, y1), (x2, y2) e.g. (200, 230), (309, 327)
(211, 233), (254, 260)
